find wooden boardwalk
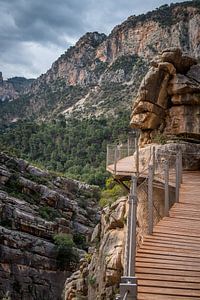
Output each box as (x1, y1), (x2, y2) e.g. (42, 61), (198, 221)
(136, 171), (200, 300)
(106, 155), (135, 176)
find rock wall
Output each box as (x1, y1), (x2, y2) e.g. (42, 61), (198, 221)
(130, 48), (200, 145)
(0, 153), (100, 300)
(63, 197), (127, 300)
(63, 182), (170, 300)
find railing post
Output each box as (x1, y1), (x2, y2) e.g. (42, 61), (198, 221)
(175, 152), (180, 203)
(114, 146), (118, 175)
(106, 145), (109, 168)
(135, 132), (139, 177)
(148, 165), (154, 235)
(152, 146), (155, 174)
(179, 151), (183, 184)
(164, 160), (169, 217)
(119, 176), (137, 300)
(128, 138), (130, 156)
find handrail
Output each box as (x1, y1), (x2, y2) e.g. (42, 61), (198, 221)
(117, 142), (183, 299)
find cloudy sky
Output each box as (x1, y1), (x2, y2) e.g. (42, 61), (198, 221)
(0, 0), (188, 79)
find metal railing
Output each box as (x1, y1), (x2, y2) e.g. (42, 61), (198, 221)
(106, 135), (138, 175)
(147, 150), (182, 235)
(117, 145), (183, 300)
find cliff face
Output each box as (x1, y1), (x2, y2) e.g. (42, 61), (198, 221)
(1, 1), (200, 124)
(130, 48), (200, 145)
(0, 153), (100, 300)
(0, 72), (19, 102)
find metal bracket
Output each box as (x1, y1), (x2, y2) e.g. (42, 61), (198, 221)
(129, 195), (138, 205)
(119, 276), (137, 299)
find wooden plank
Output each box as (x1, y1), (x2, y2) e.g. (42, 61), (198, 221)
(136, 267), (200, 277)
(152, 232), (200, 243)
(136, 273), (200, 283)
(144, 235), (200, 246)
(137, 293), (200, 300)
(153, 226), (200, 237)
(136, 253), (200, 263)
(138, 279), (200, 289)
(137, 286), (200, 296)
(141, 241), (200, 251)
(136, 262), (200, 272)
(137, 248), (200, 259)
(136, 257), (200, 267)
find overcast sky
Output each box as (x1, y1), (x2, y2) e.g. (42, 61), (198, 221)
(0, 0), (188, 79)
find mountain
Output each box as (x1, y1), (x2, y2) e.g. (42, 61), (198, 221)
(1, 1), (200, 124)
(0, 72), (34, 102)
(0, 1), (200, 185)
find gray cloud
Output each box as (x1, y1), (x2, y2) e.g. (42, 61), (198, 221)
(0, 0), (188, 78)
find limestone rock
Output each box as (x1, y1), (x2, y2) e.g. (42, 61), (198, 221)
(0, 153), (100, 299)
(187, 64), (200, 84)
(161, 48), (197, 73)
(171, 93), (200, 105)
(164, 105), (200, 138)
(130, 49), (200, 143)
(168, 73), (200, 95)
(64, 197), (127, 300)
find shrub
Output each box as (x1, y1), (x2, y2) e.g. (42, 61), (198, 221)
(99, 177), (128, 207)
(39, 206), (61, 221)
(73, 232), (88, 250)
(53, 233), (79, 270)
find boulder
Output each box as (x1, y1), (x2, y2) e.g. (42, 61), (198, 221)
(168, 73), (200, 95)
(187, 64), (200, 83)
(171, 93), (200, 105)
(161, 48), (197, 73)
(164, 105), (200, 138)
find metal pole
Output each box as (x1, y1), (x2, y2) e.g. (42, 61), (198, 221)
(175, 152), (180, 203)
(114, 146), (118, 175)
(148, 165), (154, 235)
(128, 137), (130, 156)
(164, 160), (169, 217)
(106, 145), (109, 168)
(135, 132), (139, 177)
(152, 146), (155, 175)
(128, 176), (137, 277)
(179, 151), (183, 184)
(119, 176), (137, 300)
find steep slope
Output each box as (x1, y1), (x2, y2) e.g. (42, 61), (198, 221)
(0, 152), (100, 300)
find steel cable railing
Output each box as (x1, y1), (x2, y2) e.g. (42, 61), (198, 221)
(117, 140), (186, 299)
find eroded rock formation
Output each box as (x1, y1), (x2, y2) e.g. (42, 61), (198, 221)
(130, 48), (200, 145)
(0, 153), (100, 300)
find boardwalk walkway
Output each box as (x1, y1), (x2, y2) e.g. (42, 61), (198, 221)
(136, 171), (200, 300)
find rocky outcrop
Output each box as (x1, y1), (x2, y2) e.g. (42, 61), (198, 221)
(130, 48), (200, 145)
(1, 2), (200, 125)
(0, 153), (100, 300)
(63, 197), (127, 300)
(0, 72), (19, 102)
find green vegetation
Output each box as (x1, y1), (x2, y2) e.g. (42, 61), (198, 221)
(99, 177), (128, 207)
(0, 113), (131, 186)
(53, 233), (79, 270)
(2, 174), (41, 204)
(38, 206), (61, 221)
(109, 54), (140, 76)
(88, 275), (96, 286)
(152, 133), (167, 145)
(125, 1), (200, 29)
(73, 232), (88, 250)
(7, 77), (34, 92)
